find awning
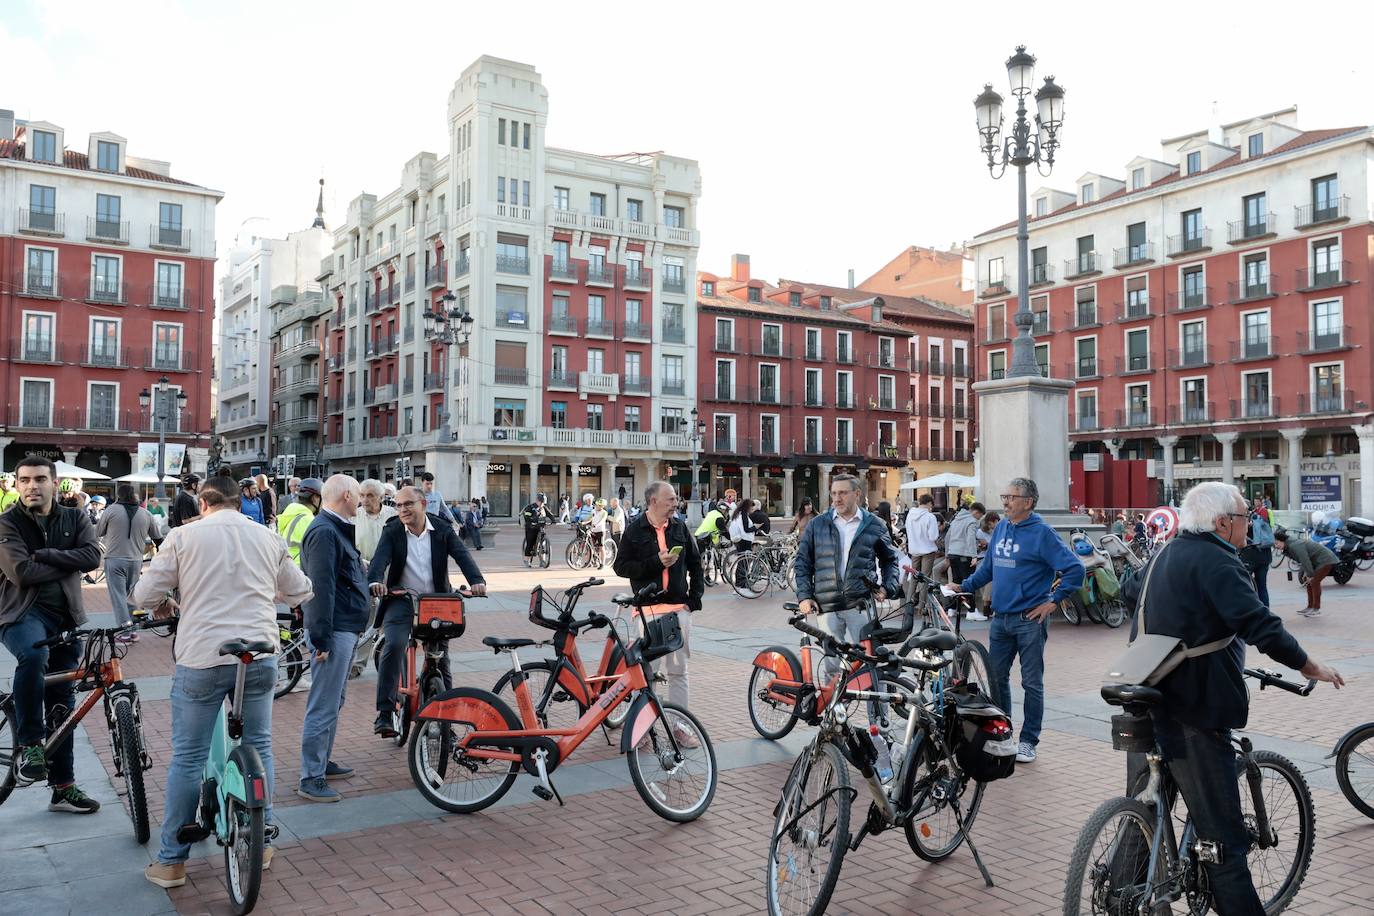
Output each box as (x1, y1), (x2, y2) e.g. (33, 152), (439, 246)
(900, 472), (978, 490)
(55, 460), (111, 480)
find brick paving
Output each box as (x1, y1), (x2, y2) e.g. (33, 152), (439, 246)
(6, 526), (1374, 914)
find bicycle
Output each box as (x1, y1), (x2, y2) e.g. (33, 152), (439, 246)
(566, 522), (617, 570)
(407, 582), (718, 822)
(1063, 668), (1317, 916)
(273, 602), (382, 700)
(493, 576), (631, 731)
(377, 588), (470, 747)
(172, 638), (277, 915)
(766, 616), (1009, 915)
(526, 518), (553, 569)
(1331, 718), (1374, 820)
(0, 612), (167, 841)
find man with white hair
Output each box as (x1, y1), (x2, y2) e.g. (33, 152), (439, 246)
(297, 474), (368, 801)
(1121, 481), (1343, 913)
(354, 479), (396, 565)
(280, 476), (302, 509)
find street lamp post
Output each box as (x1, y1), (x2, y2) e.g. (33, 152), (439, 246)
(139, 375), (187, 500)
(423, 291), (474, 445)
(685, 407), (706, 520)
(975, 46), (1065, 378)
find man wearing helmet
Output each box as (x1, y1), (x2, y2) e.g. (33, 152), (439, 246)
(276, 478), (324, 566)
(0, 473), (19, 512)
(519, 493), (555, 567)
(169, 475), (201, 529)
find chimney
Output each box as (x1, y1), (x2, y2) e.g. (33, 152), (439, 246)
(847, 268), (855, 289)
(730, 253), (750, 282)
(0, 110), (14, 142)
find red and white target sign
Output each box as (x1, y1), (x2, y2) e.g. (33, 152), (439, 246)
(1146, 506), (1179, 540)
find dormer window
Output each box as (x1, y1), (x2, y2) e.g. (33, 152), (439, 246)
(97, 140), (119, 171)
(701, 280), (715, 296)
(32, 130), (58, 163)
(1248, 133), (1264, 157)
(1035, 196), (1048, 217)
(1186, 151), (1201, 175)
(1131, 167), (1145, 190)
(789, 291), (801, 307)
(820, 296), (832, 310)
(1081, 183), (1095, 204)
(747, 286), (761, 303)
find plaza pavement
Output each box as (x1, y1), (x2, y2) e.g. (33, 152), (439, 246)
(2, 529), (1373, 915)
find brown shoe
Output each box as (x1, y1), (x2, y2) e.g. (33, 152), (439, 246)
(145, 861), (187, 888)
(263, 846), (275, 870)
(671, 724), (701, 749)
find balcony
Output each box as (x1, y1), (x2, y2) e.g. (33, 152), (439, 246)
(660, 379), (686, 396)
(549, 260), (579, 282)
(151, 224), (191, 252)
(1072, 357), (1100, 379)
(1297, 325), (1352, 354)
(1298, 390), (1354, 415)
(86, 216), (129, 244)
(801, 438), (826, 456)
(404, 272), (416, 293)
(1230, 396), (1280, 420)
(662, 322), (686, 344)
(662, 275), (686, 294)
(494, 367), (529, 386)
(146, 348), (192, 372)
(279, 338), (322, 361)
(1116, 406), (1157, 428)
(364, 383), (397, 405)
(8, 405), (65, 430)
(275, 373), (320, 396)
(1065, 253), (1101, 279)
(1230, 336), (1279, 362)
(1116, 297), (1155, 321)
(1166, 230), (1211, 258)
(402, 377), (413, 395)
(584, 263), (613, 286)
(867, 353), (909, 370)
(1030, 263), (1054, 287)
(586, 318), (615, 338)
(1227, 214), (1277, 244)
(624, 265), (650, 289)
(423, 372), (445, 392)
(1168, 287), (1213, 312)
(1295, 261), (1351, 292)
(712, 334), (739, 353)
(579, 371), (620, 396)
(1071, 306), (1100, 330)
(834, 440), (857, 457)
(10, 339), (62, 364)
(978, 279), (1010, 299)
(752, 339), (792, 358)
(388, 284), (400, 305)
(496, 254), (529, 275)
(496, 310), (530, 329)
(950, 362), (970, 379)
(548, 370), (577, 390)
(454, 255), (470, 277)
(622, 320), (651, 340)
(18, 208), (64, 237)
(1227, 277), (1279, 304)
(805, 345), (827, 361)
(88, 279), (128, 305)
(364, 290), (379, 315)
(80, 344), (129, 368)
(1073, 413), (1099, 432)
(622, 375), (651, 395)
(424, 212), (448, 238)
(425, 264), (446, 289)
(149, 282), (189, 310)
(1115, 354), (1153, 375)
(803, 391), (827, 408)
(983, 322), (1009, 344)
(76, 408), (137, 433)
(756, 438), (784, 458)
(1294, 196), (1348, 230)
(22, 272), (62, 299)
(275, 411), (321, 432)
(1113, 242), (1155, 268)
(1168, 402), (1215, 425)
(867, 443), (911, 462)
(1169, 345), (1213, 369)
(1032, 311), (1052, 336)
(835, 348), (856, 365)
(755, 386), (781, 405)
(346, 391), (357, 408)
(327, 354), (344, 371)
(834, 392), (856, 409)
(549, 315), (579, 335)
(706, 381), (736, 401)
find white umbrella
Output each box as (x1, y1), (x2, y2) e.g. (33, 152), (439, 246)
(900, 472), (978, 490)
(54, 460), (111, 480)
(114, 471), (172, 484)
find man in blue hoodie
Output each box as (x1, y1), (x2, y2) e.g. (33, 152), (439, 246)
(955, 477), (1082, 764)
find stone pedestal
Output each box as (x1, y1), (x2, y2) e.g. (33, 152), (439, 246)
(972, 375), (1075, 513)
(426, 447), (466, 501)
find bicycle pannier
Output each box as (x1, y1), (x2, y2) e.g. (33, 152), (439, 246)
(947, 686), (1017, 782)
(415, 593), (465, 639)
(640, 612), (684, 663)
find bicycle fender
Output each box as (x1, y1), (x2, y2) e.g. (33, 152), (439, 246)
(752, 646), (801, 682)
(415, 686), (518, 730)
(619, 692), (665, 754)
(225, 745), (269, 808)
(1326, 722), (1374, 759)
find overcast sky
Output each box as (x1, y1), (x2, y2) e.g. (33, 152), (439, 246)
(7, 0), (1373, 293)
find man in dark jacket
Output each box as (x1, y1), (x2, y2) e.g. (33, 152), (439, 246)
(297, 474), (368, 801)
(613, 480), (703, 723)
(1120, 482), (1342, 915)
(168, 474), (200, 528)
(367, 486), (487, 736)
(793, 474), (901, 681)
(0, 455), (103, 811)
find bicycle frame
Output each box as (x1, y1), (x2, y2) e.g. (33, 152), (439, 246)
(208, 655), (270, 818)
(753, 637), (883, 723)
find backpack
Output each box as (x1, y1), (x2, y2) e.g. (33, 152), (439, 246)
(1250, 515), (1275, 548)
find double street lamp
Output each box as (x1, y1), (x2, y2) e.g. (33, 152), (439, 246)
(974, 45), (1066, 379)
(685, 406), (706, 511)
(139, 375), (187, 499)
(423, 291), (474, 444)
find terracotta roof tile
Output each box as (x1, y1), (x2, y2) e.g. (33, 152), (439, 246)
(775, 277), (971, 324)
(0, 139), (201, 187)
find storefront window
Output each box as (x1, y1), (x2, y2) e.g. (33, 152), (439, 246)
(486, 462), (514, 516)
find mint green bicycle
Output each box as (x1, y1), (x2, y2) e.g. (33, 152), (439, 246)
(175, 638), (276, 915)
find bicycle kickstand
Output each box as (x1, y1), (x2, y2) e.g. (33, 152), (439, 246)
(949, 795), (995, 888)
(529, 748), (565, 807)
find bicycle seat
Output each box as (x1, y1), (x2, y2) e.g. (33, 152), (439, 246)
(481, 636), (538, 650)
(218, 639), (276, 657)
(1101, 683), (1164, 708)
(905, 627), (958, 653)
(611, 593), (635, 606)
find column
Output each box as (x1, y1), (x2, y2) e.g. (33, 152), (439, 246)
(1101, 439), (1122, 461)
(63, 450), (79, 466)
(468, 451), (489, 500)
(528, 456), (541, 505)
(1281, 428), (1306, 511)
(741, 465), (753, 502)
(818, 462), (835, 496)
(638, 459), (657, 503)
(783, 467), (795, 517)
(1355, 424), (1374, 518)
(1214, 432), (1239, 488)
(604, 461), (619, 501)
(1157, 435), (1178, 504)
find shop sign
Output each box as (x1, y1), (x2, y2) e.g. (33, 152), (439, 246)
(1300, 457), (1359, 474)
(487, 463), (509, 474)
(1301, 474), (1342, 514)
(1082, 453), (1102, 472)
(575, 465), (598, 476)
(3, 442), (63, 464)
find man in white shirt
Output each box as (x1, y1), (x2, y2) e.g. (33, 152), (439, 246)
(136, 475), (313, 889)
(904, 493), (941, 601)
(354, 478), (397, 565)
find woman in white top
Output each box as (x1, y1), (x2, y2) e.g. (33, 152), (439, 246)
(589, 499), (610, 567)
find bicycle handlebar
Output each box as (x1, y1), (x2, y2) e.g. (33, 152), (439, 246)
(786, 614), (943, 672)
(32, 612), (171, 650)
(1244, 667), (1317, 696)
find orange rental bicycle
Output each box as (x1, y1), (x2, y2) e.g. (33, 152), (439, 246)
(408, 583), (718, 822)
(378, 587), (471, 747)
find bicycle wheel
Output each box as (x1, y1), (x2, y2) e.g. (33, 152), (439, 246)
(953, 639), (1005, 712)
(1336, 724), (1374, 819)
(1060, 594), (1083, 625)
(731, 554), (771, 599)
(1243, 750), (1315, 914)
(748, 663), (800, 740)
(223, 795), (264, 915)
(112, 696), (150, 843)
(274, 640), (307, 699)
(626, 703), (717, 822)
(1062, 796), (1155, 916)
(597, 538), (618, 569)
(538, 533), (551, 568)
(1358, 555), (1374, 572)
(902, 738), (985, 862)
(766, 741), (850, 916)
(493, 660), (585, 731)
(414, 671), (452, 779)
(0, 696), (16, 806)
(566, 538), (591, 570)
(407, 687), (520, 814)
(1099, 597), (1127, 629)
(701, 548), (718, 586)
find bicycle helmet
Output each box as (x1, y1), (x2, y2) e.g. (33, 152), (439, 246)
(296, 477), (325, 498)
(238, 477), (254, 489)
(58, 478), (80, 494)
(1, 472), (14, 485)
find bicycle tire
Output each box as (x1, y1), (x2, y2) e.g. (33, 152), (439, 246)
(1244, 749), (1315, 915)
(766, 741), (850, 916)
(0, 696), (16, 806)
(407, 687), (521, 814)
(748, 663), (800, 740)
(1099, 597), (1127, 629)
(731, 554), (771, 599)
(1060, 594), (1083, 626)
(1335, 723), (1374, 820)
(112, 697), (150, 844)
(538, 533), (551, 568)
(1333, 563), (1354, 585)
(493, 661), (585, 731)
(902, 735), (986, 862)
(416, 672), (453, 781)
(1083, 594), (1104, 624)
(273, 641), (307, 699)
(626, 702), (717, 822)
(224, 795), (264, 915)
(1062, 795), (1155, 916)
(566, 538), (591, 570)
(953, 638), (1005, 712)
(1358, 555), (1374, 572)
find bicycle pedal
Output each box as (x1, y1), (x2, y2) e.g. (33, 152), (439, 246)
(531, 785), (554, 802)
(175, 823), (212, 844)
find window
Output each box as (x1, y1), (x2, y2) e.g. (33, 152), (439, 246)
(92, 255), (121, 300)
(664, 205), (684, 228)
(551, 239), (570, 272)
(987, 302), (1006, 340)
(1248, 133), (1263, 157)
(21, 379), (53, 427)
(1126, 276), (1149, 317)
(1034, 343), (1049, 377)
(1131, 167), (1145, 190)
(522, 122), (530, 150)
(1312, 175), (1339, 221)
(715, 359), (734, 398)
(759, 364), (779, 403)
(715, 317), (733, 349)
(1126, 383), (1150, 425)
(1076, 235), (1095, 273)
(508, 178), (518, 204)
(1312, 300), (1343, 350)
(1076, 391), (1097, 429)
(27, 185), (55, 231)
(987, 257), (1004, 286)
(23, 313), (54, 360)
(819, 295), (831, 309)
(625, 298), (642, 328)
(25, 248), (54, 295)
(663, 263), (684, 291)
(1180, 320), (1206, 365)
(589, 193), (606, 216)
(493, 399), (526, 427)
(747, 286), (761, 303)
(1076, 337), (1097, 377)
(1186, 151), (1201, 175)
(626, 199), (643, 222)
(662, 354), (684, 389)
(1314, 364), (1343, 411)
(714, 415), (734, 451)
(878, 375), (896, 409)
(497, 118), (506, 145)
(158, 202), (183, 246)
(155, 262), (183, 308)
(1178, 208), (1203, 252)
(495, 235), (528, 272)
(788, 291), (801, 307)
(928, 428), (942, 454)
(836, 418), (853, 453)
(1127, 222), (1148, 262)
(1183, 378), (1208, 421)
(553, 187), (569, 210)
(1075, 286), (1096, 326)
(1244, 371), (1271, 416)
(760, 415), (778, 453)
(1243, 253), (1269, 297)
(700, 280), (715, 297)
(806, 328), (821, 359)
(988, 350), (1006, 380)
(587, 348), (605, 375)
(1182, 266), (1206, 308)
(1312, 239), (1341, 285)
(878, 337), (895, 367)
(95, 193), (121, 236)
(32, 129), (57, 163)
(624, 351), (642, 385)
(89, 382), (118, 430)
(660, 406), (683, 434)
(1242, 311), (1271, 359)
(586, 403), (604, 430)
(836, 371), (853, 408)
(1034, 196), (1047, 217)
(1081, 183), (1095, 204)
(587, 295), (606, 324)
(805, 368), (822, 406)
(624, 405), (640, 432)
(90, 318), (119, 366)
(1031, 246), (1048, 284)
(496, 176), (505, 204)
(1126, 328), (1149, 371)
(521, 181), (530, 208)
(550, 345), (568, 379)
(836, 331), (852, 363)
(756, 323), (780, 356)
(97, 140), (119, 171)
(1243, 192), (1268, 236)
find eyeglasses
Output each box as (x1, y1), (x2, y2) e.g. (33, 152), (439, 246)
(999, 493), (1029, 501)
(395, 500), (422, 509)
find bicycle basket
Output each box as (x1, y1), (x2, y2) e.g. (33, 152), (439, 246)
(527, 585), (564, 630)
(947, 685), (1017, 782)
(639, 611), (684, 663)
(414, 593), (465, 639)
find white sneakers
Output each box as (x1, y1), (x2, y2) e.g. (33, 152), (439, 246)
(967, 611), (989, 622)
(1015, 742), (1037, 764)
(1298, 607), (1322, 618)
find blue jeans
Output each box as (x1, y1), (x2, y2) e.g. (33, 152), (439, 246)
(0, 606), (80, 785)
(104, 557), (142, 627)
(158, 660), (277, 865)
(375, 603), (450, 713)
(300, 630), (360, 782)
(989, 612), (1048, 747)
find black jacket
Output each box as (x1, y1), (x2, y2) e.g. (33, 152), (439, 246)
(0, 503), (101, 627)
(367, 513), (486, 621)
(301, 509), (371, 645)
(612, 512), (704, 611)
(794, 509), (901, 614)
(1123, 530), (1307, 730)
(169, 489), (199, 528)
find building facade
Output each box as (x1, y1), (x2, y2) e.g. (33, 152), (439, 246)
(968, 108), (1374, 515)
(859, 244), (974, 307)
(0, 110), (220, 479)
(319, 56), (701, 515)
